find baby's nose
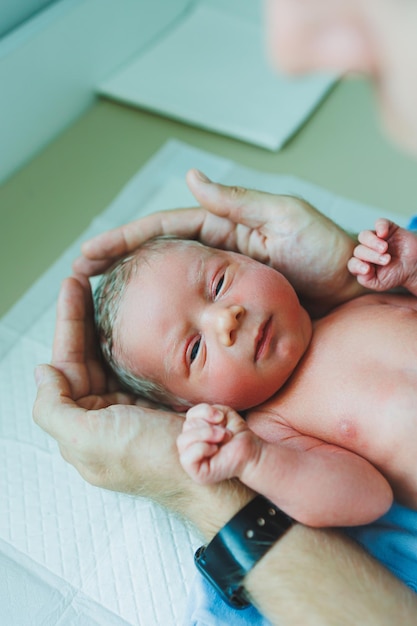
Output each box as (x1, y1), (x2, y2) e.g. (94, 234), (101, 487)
(215, 304), (245, 346)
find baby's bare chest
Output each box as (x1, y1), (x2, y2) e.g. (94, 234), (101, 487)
(257, 298), (417, 459)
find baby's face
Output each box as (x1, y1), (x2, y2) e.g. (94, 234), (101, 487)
(115, 243), (312, 410)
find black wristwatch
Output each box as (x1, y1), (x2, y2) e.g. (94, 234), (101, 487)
(194, 495), (294, 609)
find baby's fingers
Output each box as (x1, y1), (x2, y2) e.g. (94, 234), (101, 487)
(353, 242), (391, 267)
(358, 228), (389, 253)
(374, 218), (392, 239)
(177, 426), (229, 484)
(347, 256), (373, 277)
(184, 403), (226, 431)
(347, 256), (373, 276)
(177, 423), (228, 454)
(180, 440), (218, 466)
(179, 445), (220, 484)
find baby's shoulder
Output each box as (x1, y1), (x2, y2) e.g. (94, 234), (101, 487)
(338, 293), (391, 309)
(327, 292), (417, 317)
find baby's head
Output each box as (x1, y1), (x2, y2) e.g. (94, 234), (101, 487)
(94, 236), (312, 411)
(94, 236), (185, 408)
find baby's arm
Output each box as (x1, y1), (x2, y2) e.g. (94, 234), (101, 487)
(348, 218), (417, 295)
(177, 404), (393, 527)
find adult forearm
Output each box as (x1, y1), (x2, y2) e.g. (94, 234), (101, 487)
(35, 360), (414, 626)
(182, 472), (416, 625)
(245, 524), (417, 626)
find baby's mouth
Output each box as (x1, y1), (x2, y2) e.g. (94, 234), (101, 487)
(255, 316), (272, 361)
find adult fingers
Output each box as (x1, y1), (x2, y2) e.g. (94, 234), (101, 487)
(72, 256), (110, 277)
(74, 276), (98, 360)
(186, 169), (320, 265)
(186, 169), (268, 229)
(33, 363), (86, 441)
(52, 277), (85, 364)
(76, 207), (207, 275)
(52, 277), (107, 397)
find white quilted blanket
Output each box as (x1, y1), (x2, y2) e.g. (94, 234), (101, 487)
(0, 140), (403, 625)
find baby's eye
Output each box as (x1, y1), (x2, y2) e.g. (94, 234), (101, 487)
(214, 275), (225, 297)
(190, 337), (201, 363)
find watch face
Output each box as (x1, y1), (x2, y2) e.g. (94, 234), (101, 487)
(194, 545), (250, 609)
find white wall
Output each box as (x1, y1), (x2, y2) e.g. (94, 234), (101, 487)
(0, 0), (193, 184)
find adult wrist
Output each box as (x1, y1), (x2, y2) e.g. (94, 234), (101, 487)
(188, 479), (255, 541)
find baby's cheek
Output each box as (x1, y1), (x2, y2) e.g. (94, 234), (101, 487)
(213, 372), (274, 412)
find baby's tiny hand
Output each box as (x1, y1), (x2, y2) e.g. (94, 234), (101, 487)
(177, 403), (254, 485)
(347, 218), (417, 292)
(348, 219), (391, 282)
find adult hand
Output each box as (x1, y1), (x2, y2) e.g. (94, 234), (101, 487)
(33, 276), (173, 495)
(33, 276), (252, 534)
(74, 169), (364, 316)
(33, 276), (417, 626)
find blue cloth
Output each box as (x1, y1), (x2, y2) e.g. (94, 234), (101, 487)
(346, 503), (417, 593)
(184, 219), (417, 625)
(184, 504), (417, 625)
(183, 570), (271, 626)
(408, 215), (417, 230)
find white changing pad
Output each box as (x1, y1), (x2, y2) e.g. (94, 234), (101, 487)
(0, 140), (405, 626)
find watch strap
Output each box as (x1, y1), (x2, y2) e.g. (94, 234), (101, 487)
(194, 495), (294, 609)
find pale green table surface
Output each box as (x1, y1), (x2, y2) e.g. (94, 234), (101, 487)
(1, 78), (416, 318)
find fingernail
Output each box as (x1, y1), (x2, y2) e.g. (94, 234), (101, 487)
(195, 170), (211, 183)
